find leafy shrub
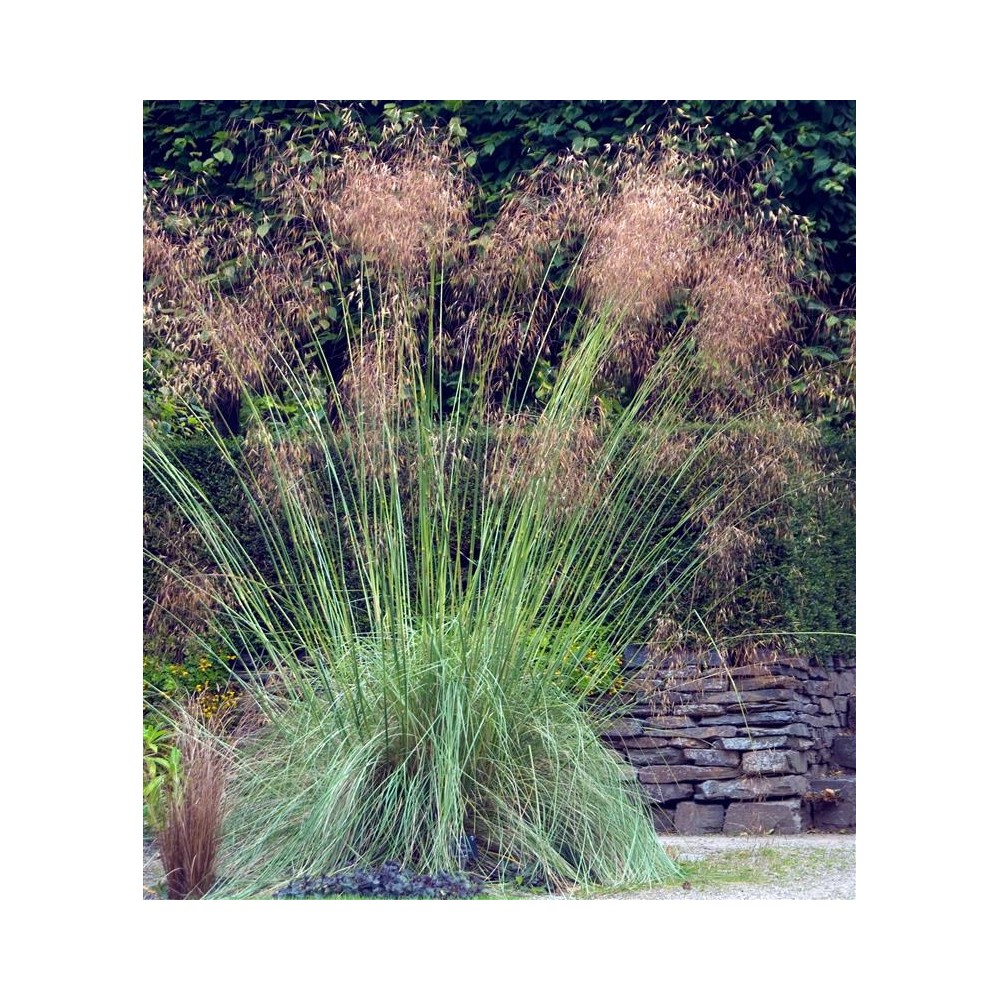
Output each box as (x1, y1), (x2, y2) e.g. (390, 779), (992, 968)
(532, 627), (625, 698)
(143, 649), (239, 721)
(274, 862), (484, 900)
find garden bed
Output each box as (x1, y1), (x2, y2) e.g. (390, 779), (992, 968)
(144, 833), (855, 900)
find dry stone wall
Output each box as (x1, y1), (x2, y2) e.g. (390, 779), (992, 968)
(600, 648), (856, 835)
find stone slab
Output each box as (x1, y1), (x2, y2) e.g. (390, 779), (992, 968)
(718, 736), (812, 751)
(600, 718), (644, 739)
(682, 748), (742, 767)
(741, 750), (808, 775)
(641, 725), (738, 740)
(807, 777), (856, 831)
(832, 734), (856, 770)
(674, 801), (725, 835)
(639, 782), (695, 804)
(702, 688), (806, 705)
(644, 716), (698, 729)
(695, 775), (810, 801)
(639, 764), (741, 783)
(676, 703), (726, 717)
(833, 671), (856, 695)
(723, 799), (803, 835)
(710, 710), (800, 726)
(667, 677), (729, 693)
(648, 806), (676, 833)
(617, 747), (686, 766)
(602, 736), (674, 749)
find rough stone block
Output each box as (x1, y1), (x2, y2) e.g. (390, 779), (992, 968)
(674, 801), (725, 835)
(719, 736), (791, 751)
(832, 734), (856, 770)
(807, 777), (856, 831)
(622, 644), (650, 669)
(846, 696), (856, 730)
(600, 718), (644, 739)
(667, 677), (729, 693)
(680, 703), (726, 716)
(723, 799), (803, 835)
(734, 675), (801, 691)
(621, 675), (663, 694)
(644, 715), (697, 729)
(718, 735), (813, 751)
(712, 710), (801, 726)
(776, 656), (811, 670)
(696, 775), (809, 801)
(639, 764), (741, 783)
(742, 750), (808, 775)
(682, 748), (742, 767)
(649, 806), (676, 833)
(640, 725), (738, 740)
(834, 670), (856, 695)
(619, 747), (686, 766)
(804, 679), (835, 698)
(603, 736), (673, 749)
(640, 782), (695, 804)
(764, 724), (813, 738)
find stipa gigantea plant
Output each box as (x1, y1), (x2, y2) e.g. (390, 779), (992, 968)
(143, 127), (826, 896)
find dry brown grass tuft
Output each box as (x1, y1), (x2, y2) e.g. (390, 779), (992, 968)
(690, 227), (797, 379)
(273, 124), (470, 285)
(579, 156), (708, 325)
(574, 142), (811, 388)
(156, 712), (228, 900)
(450, 155), (599, 387)
(334, 146), (469, 279)
(143, 199), (320, 426)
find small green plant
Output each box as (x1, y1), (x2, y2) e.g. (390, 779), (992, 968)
(532, 627), (625, 698)
(143, 720), (181, 832)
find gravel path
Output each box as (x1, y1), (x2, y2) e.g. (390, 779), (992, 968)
(145, 833), (854, 900)
(595, 833), (856, 900)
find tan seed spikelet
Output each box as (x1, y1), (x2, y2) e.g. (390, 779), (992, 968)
(144, 197), (316, 412)
(690, 229), (795, 379)
(580, 166), (708, 325)
(277, 126), (471, 284)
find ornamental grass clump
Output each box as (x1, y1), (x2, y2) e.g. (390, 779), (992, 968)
(152, 711), (228, 900)
(144, 123), (824, 896)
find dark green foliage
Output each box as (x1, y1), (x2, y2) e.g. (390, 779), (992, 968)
(273, 862), (484, 900)
(143, 437), (273, 656)
(754, 449), (856, 656)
